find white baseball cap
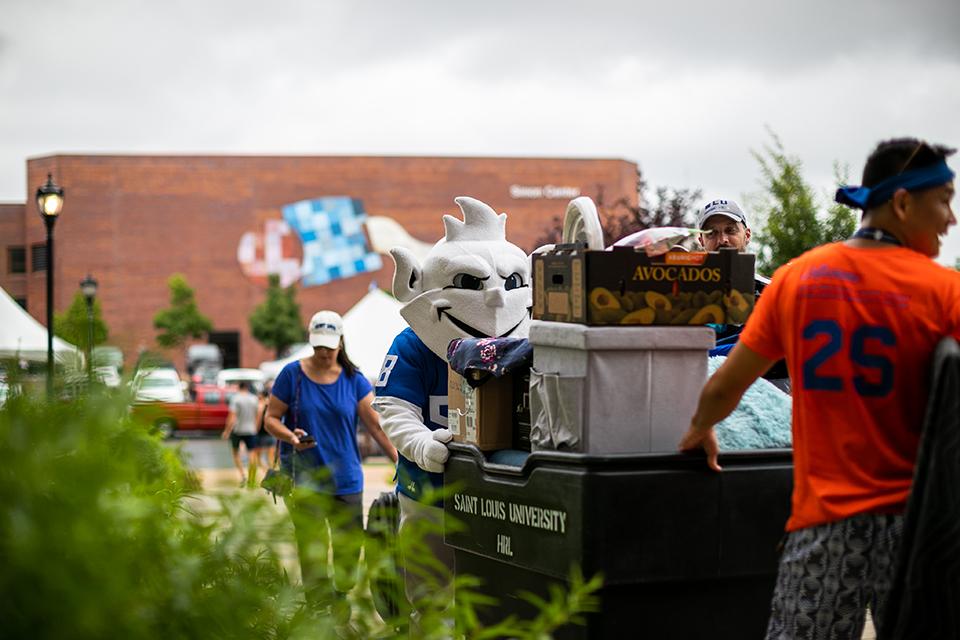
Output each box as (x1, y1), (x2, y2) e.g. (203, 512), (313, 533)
(308, 310), (343, 349)
(696, 199), (749, 229)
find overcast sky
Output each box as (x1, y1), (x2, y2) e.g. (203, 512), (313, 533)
(2, 0), (959, 264)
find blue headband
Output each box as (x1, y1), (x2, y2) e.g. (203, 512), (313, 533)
(835, 160), (955, 210)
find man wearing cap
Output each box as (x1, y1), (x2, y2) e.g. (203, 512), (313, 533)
(696, 199), (752, 253)
(694, 199), (789, 387)
(679, 138), (959, 639)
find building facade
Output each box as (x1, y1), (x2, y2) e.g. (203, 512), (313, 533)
(1, 154), (638, 371)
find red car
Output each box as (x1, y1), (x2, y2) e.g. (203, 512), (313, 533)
(133, 384), (238, 438)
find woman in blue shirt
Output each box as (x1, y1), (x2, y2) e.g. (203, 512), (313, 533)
(265, 310), (397, 598)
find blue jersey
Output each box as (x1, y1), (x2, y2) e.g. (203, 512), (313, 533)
(375, 327), (448, 503)
(272, 361), (372, 495)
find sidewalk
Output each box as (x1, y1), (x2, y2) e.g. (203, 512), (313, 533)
(194, 457), (396, 524)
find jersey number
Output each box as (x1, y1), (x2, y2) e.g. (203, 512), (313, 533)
(375, 355), (398, 387)
(801, 320), (895, 397)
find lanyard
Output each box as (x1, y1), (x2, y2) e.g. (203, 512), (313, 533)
(851, 227), (903, 247)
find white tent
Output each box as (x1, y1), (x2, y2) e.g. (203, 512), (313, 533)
(0, 286), (79, 363)
(259, 288), (407, 382)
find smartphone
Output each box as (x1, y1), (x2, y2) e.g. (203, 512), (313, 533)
(299, 435), (316, 445)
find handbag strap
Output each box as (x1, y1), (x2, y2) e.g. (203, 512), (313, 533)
(289, 364), (303, 477)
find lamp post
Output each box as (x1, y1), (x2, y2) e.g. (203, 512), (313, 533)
(80, 275), (98, 380)
(36, 173), (64, 396)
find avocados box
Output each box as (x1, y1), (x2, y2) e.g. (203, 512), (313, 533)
(532, 245), (756, 326)
(448, 367), (517, 451)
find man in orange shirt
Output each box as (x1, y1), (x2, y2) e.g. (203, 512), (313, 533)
(679, 138), (959, 639)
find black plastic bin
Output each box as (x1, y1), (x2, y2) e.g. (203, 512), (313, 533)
(444, 442), (793, 639)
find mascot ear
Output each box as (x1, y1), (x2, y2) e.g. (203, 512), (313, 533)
(390, 247), (423, 303)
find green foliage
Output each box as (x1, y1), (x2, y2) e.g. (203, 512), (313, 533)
(0, 390), (602, 639)
(751, 131), (858, 273)
(823, 162), (858, 243)
(531, 176), (702, 250)
(249, 274), (305, 358)
(152, 274), (213, 349)
(603, 180), (703, 246)
(53, 291), (109, 351)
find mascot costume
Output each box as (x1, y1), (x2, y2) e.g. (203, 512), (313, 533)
(373, 196), (531, 623)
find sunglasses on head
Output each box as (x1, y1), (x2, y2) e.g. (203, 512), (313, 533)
(898, 141), (931, 175)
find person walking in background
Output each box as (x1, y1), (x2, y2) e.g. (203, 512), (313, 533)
(221, 380), (260, 486)
(264, 310), (398, 599)
(255, 380), (277, 471)
(679, 138), (958, 638)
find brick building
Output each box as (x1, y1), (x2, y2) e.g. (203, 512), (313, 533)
(1, 155), (638, 371)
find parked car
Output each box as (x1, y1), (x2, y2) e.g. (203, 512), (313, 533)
(92, 345), (125, 373)
(190, 364), (219, 387)
(216, 368), (265, 393)
(132, 384), (236, 438)
(133, 368), (185, 403)
(186, 344), (222, 375)
(94, 365), (122, 388)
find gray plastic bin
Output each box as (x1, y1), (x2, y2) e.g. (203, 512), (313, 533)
(529, 321), (715, 453)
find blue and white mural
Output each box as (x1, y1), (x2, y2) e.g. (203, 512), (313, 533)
(281, 196), (383, 287)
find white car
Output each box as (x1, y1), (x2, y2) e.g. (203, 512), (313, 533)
(133, 368), (186, 403)
(215, 368), (265, 392)
(95, 365), (122, 388)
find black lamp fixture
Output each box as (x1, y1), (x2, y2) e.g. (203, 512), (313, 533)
(36, 173), (64, 395)
(80, 275), (98, 379)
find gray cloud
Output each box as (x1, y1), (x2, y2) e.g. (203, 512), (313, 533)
(1, 0), (959, 263)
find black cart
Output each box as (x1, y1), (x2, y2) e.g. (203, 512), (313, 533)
(444, 443), (793, 639)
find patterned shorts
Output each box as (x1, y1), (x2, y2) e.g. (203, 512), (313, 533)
(765, 512), (903, 640)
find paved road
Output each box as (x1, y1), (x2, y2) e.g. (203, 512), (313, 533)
(165, 433), (235, 469)
(164, 433), (395, 520)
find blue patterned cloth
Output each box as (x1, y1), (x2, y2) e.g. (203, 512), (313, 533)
(282, 196), (382, 286)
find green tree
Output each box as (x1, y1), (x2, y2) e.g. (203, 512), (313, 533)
(152, 274), (213, 349)
(249, 274), (305, 357)
(532, 175), (702, 249)
(605, 177), (703, 244)
(53, 291), (109, 351)
(751, 131), (858, 273)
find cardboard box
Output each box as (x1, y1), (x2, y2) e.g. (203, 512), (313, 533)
(532, 245), (756, 326)
(528, 321), (715, 454)
(447, 368), (516, 451)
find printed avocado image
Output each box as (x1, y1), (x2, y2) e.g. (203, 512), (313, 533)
(620, 308), (656, 325)
(589, 287), (621, 311)
(724, 290), (754, 324)
(587, 286), (750, 325)
(588, 287), (627, 323)
(645, 291), (672, 311)
(690, 304), (725, 324)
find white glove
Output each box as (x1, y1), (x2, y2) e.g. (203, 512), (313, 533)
(374, 396), (453, 473)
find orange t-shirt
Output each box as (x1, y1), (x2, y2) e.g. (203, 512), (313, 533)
(740, 242), (960, 531)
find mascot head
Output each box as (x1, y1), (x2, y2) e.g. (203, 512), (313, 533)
(390, 196), (531, 359)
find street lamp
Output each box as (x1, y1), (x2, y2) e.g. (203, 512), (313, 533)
(80, 275), (98, 380)
(36, 173), (64, 395)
